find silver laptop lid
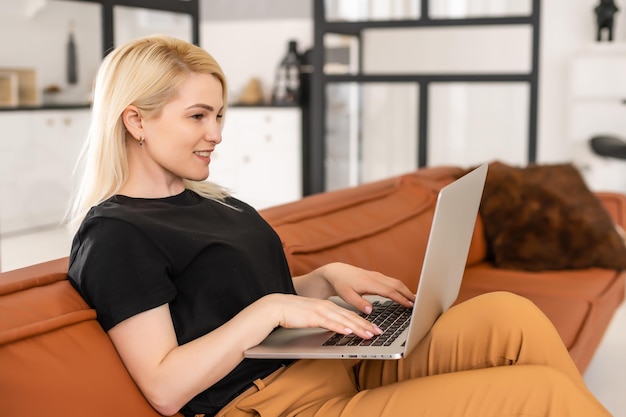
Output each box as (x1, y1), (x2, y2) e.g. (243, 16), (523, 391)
(402, 163), (487, 355)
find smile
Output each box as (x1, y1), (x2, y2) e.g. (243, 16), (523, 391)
(194, 151), (211, 157)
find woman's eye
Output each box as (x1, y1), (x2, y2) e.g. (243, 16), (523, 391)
(217, 113), (224, 120)
(191, 114), (204, 120)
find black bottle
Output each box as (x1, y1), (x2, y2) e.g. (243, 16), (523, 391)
(67, 21), (78, 85)
(272, 40), (301, 105)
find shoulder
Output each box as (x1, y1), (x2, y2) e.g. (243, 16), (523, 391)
(68, 208), (175, 331)
(73, 205), (156, 258)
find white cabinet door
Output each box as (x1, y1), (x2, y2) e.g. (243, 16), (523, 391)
(0, 109), (89, 235)
(210, 107), (302, 209)
(0, 112), (30, 235)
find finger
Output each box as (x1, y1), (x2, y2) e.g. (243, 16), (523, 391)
(337, 289), (374, 315)
(333, 303), (384, 337)
(386, 288), (415, 307)
(371, 278), (415, 307)
(321, 303), (382, 339)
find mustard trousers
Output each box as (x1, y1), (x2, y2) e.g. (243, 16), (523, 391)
(215, 292), (611, 417)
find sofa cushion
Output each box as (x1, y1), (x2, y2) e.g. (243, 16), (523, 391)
(479, 161), (626, 271)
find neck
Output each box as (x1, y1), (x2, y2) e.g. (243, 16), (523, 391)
(121, 141), (185, 198)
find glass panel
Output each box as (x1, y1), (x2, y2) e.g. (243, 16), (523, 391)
(324, 34), (360, 75)
(325, 82), (418, 191)
(363, 25), (532, 74)
(325, 0), (420, 21)
(326, 83), (360, 191)
(361, 83), (419, 183)
(429, 0), (532, 19)
(428, 83), (528, 167)
(114, 6), (193, 46)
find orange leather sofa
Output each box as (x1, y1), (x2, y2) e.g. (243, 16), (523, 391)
(1, 166), (625, 417)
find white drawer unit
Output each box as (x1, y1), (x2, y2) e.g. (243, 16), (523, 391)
(209, 107), (302, 210)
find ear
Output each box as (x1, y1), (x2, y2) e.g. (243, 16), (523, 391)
(122, 105), (144, 141)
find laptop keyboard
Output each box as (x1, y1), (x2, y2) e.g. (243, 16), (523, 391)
(322, 300), (412, 347)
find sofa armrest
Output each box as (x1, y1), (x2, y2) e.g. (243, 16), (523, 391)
(596, 192), (626, 229)
(0, 257), (69, 296)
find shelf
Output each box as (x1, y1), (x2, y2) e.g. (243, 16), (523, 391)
(575, 42), (626, 55)
(0, 103), (299, 112)
(0, 103), (91, 112)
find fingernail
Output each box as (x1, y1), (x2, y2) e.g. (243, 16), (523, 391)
(365, 331), (374, 338)
(345, 328), (353, 334)
(374, 325), (383, 334)
(364, 306), (372, 315)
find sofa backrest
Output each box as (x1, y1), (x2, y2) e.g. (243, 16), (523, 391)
(261, 166), (488, 292)
(0, 261), (167, 417)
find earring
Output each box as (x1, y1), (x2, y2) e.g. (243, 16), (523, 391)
(139, 136), (145, 146)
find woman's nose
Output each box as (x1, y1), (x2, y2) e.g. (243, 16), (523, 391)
(205, 122), (222, 144)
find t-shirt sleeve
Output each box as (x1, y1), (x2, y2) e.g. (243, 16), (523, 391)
(68, 217), (177, 331)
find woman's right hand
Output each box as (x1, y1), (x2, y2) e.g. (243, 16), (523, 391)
(261, 293), (383, 340)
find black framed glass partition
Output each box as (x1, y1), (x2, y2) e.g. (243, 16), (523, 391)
(305, 0), (540, 195)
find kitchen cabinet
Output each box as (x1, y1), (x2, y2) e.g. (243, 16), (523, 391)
(0, 109), (90, 235)
(0, 106), (302, 236)
(209, 107), (302, 209)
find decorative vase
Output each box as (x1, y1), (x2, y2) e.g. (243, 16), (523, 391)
(67, 21), (78, 84)
(271, 40), (301, 105)
(595, 0), (619, 41)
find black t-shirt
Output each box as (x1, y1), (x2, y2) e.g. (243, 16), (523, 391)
(68, 190), (296, 416)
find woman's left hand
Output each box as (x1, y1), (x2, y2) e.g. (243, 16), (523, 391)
(293, 262), (415, 315)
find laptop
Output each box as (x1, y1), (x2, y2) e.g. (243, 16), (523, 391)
(245, 164), (488, 360)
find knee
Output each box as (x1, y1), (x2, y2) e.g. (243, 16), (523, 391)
(461, 291), (549, 330)
(476, 291), (537, 312)
(468, 291), (539, 317)
(442, 291), (553, 337)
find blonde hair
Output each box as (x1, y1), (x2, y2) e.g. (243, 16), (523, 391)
(67, 35), (230, 231)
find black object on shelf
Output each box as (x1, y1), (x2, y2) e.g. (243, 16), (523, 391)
(271, 40), (302, 105)
(589, 135), (626, 159)
(595, 0), (619, 42)
(67, 21), (78, 85)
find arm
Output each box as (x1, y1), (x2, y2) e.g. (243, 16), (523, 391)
(108, 292), (382, 416)
(292, 262), (415, 314)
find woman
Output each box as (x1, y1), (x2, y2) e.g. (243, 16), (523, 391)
(67, 35), (610, 417)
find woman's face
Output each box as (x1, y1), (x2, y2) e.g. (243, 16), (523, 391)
(139, 72), (224, 189)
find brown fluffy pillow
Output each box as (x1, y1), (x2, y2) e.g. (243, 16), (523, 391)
(479, 161), (626, 271)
